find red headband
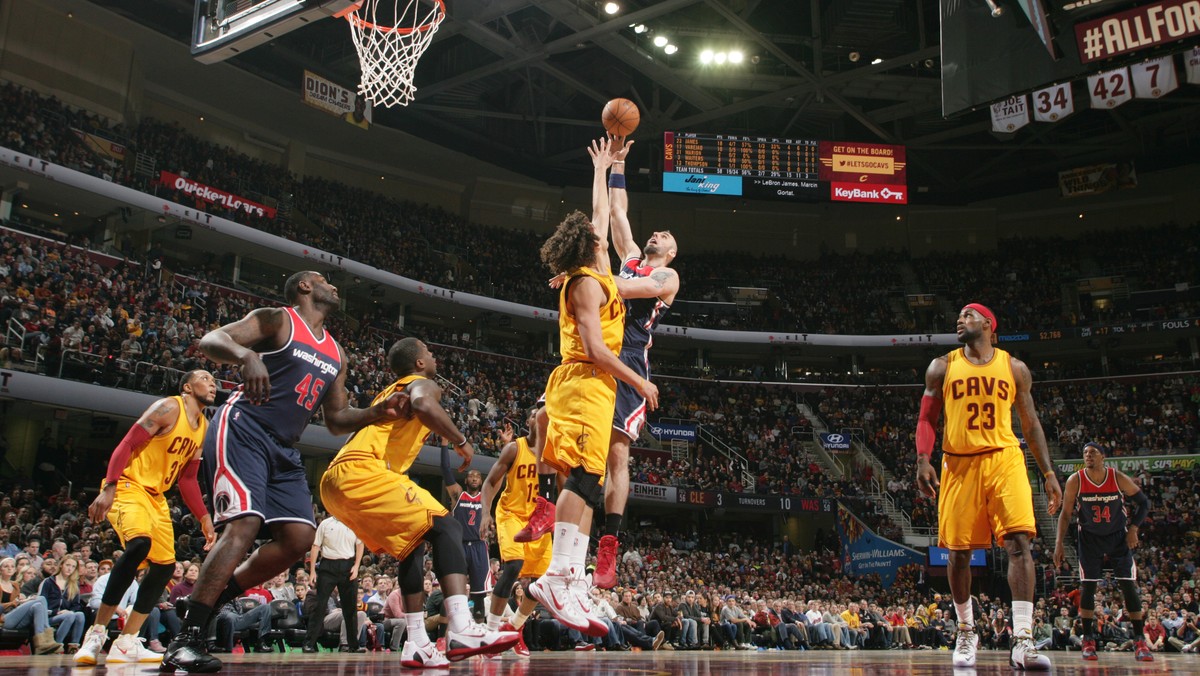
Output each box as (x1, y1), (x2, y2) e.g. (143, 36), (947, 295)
(963, 303), (998, 333)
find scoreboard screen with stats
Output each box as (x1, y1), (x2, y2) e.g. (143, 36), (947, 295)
(662, 132), (822, 202)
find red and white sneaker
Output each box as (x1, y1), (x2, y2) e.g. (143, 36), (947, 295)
(514, 497), (555, 543)
(445, 623), (520, 662)
(570, 572), (609, 638)
(1134, 639), (1153, 662)
(400, 639), (449, 669)
(593, 534), (620, 589)
(1081, 638), (1098, 661)
(106, 634), (163, 664)
(529, 572), (590, 633)
(499, 622), (530, 658)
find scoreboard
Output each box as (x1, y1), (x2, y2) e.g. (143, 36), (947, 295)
(663, 132), (821, 201)
(662, 132), (908, 204)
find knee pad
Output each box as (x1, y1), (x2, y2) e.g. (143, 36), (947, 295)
(426, 515), (468, 578)
(398, 544), (427, 594)
(134, 562), (176, 615)
(493, 560), (523, 599)
(564, 467), (604, 509)
(1079, 581), (1098, 612)
(1118, 578), (1142, 613)
(102, 536), (152, 607)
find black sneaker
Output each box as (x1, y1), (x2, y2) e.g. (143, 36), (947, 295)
(160, 627), (222, 673)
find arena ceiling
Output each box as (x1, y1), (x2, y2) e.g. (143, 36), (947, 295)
(96, 0), (1200, 203)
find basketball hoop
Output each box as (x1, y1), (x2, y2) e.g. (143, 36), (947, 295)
(337, 0), (445, 108)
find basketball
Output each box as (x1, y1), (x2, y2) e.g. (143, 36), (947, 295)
(602, 98), (640, 137)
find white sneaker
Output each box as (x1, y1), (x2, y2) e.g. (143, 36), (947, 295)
(400, 639), (449, 669)
(445, 623), (520, 662)
(529, 572), (590, 633)
(73, 624), (108, 665)
(106, 633), (164, 663)
(952, 625), (978, 668)
(569, 571), (609, 638)
(1011, 632), (1052, 670)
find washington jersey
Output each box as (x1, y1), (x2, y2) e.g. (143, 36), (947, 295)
(940, 348), (1021, 456)
(1076, 467), (1126, 536)
(332, 374), (427, 473)
(618, 256), (671, 354)
(497, 437), (538, 520)
(453, 492), (484, 542)
(228, 306), (341, 445)
(119, 395), (207, 494)
(558, 266), (624, 363)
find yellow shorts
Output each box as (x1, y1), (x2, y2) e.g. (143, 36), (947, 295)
(108, 481), (176, 565)
(541, 362), (617, 480)
(320, 459), (448, 561)
(938, 446), (1036, 550)
(495, 511), (552, 579)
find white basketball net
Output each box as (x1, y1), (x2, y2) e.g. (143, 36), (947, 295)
(343, 0), (445, 108)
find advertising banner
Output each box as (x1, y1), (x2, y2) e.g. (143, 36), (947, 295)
(928, 546), (987, 566)
(1074, 0), (1200, 64)
(819, 432), (853, 452)
(819, 141), (907, 204)
(1058, 162), (1137, 198)
(662, 172), (742, 196)
(645, 421), (697, 441)
(157, 171), (277, 219)
(302, 70), (373, 128)
(629, 483), (678, 504)
(1054, 454), (1199, 475)
(836, 504), (925, 587)
(72, 129), (126, 162)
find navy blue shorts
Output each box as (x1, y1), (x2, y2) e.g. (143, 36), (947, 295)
(1077, 529), (1135, 581)
(463, 539), (489, 594)
(612, 349), (649, 442)
(202, 403), (315, 528)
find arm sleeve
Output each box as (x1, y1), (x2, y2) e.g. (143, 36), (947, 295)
(916, 394), (942, 459)
(105, 424), (154, 485)
(177, 460), (209, 523)
(1127, 489), (1150, 527)
(440, 445), (456, 486)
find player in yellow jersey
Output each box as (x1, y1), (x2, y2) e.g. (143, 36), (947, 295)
(477, 411), (546, 656)
(915, 304), (1062, 671)
(529, 137), (659, 636)
(75, 370), (218, 666)
(319, 337), (518, 668)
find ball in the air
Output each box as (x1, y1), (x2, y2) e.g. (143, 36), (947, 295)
(602, 98), (640, 137)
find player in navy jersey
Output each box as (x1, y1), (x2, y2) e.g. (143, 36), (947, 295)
(593, 138), (680, 589)
(162, 271), (409, 673)
(442, 447), (489, 618)
(1053, 441), (1153, 663)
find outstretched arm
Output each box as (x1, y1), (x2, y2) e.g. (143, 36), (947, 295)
(608, 137), (641, 262)
(587, 137), (616, 273)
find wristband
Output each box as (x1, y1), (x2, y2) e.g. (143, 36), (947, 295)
(455, 437), (469, 448)
(1043, 470), (1056, 479)
(608, 173), (626, 189)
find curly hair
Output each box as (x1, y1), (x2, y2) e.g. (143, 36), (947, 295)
(540, 210), (598, 274)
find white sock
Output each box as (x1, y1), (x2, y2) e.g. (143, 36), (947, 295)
(445, 594), (472, 634)
(512, 609), (530, 630)
(570, 533), (590, 575)
(405, 612), (429, 646)
(548, 522), (579, 574)
(486, 611), (503, 631)
(1012, 601), (1034, 637)
(955, 601), (973, 628)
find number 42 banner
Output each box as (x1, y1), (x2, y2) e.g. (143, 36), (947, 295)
(1088, 67), (1133, 110)
(1032, 83), (1074, 122)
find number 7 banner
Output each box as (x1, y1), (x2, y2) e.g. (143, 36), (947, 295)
(1032, 83), (1074, 122)
(1087, 67), (1133, 110)
(1130, 56), (1178, 99)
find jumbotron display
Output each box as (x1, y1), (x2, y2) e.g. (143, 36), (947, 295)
(663, 132), (909, 204)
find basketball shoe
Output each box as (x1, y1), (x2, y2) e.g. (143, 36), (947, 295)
(513, 497), (555, 543)
(1134, 639), (1154, 662)
(159, 626), (222, 673)
(400, 639), (449, 669)
(445, 623), (520, 661)
(529, 571), (589, 633)
(1081, 638), (1098, 660)
(593, 534), (620, 589)
(1010, 631), (1052, 670)
(952, 623), (978, 668)
(108, 634), (164, 664)
(499, 622), (530, 658)
(569, 572), (609, 637)
(73, 624), (109, 665)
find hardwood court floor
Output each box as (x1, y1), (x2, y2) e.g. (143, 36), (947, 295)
(7, 648), (1194, 674)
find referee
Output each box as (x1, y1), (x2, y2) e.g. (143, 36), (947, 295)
(304, 514), (365, 653)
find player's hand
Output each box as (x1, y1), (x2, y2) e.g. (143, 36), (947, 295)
(548, 272), (568, 289)
(610, 135), (635, 161)
(915, 457), (940, 498)
(239, 352), (271, 404)
(479, 513), (492, 539)
(588, 136), (615, 170)
(200, 515), (217, 552)
(499, 422), (514, 445)
(1044, 474), (1063, 515)
(638, 379), (659, 411)
(453, 440), (475, 472)
(1125, 526), (1139, 550)
(89, 485), (116, 525)
(376, 390), (412, 420)
(1052, 542), (1064, 570)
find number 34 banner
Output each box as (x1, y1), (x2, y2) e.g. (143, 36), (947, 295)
(1032, 83), (1074, 122)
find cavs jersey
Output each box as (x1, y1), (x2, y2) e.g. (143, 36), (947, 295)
(940, 348), (1021, 455)
(618, 257), (671, 355)
(497, 437), (538, 520)
(331, 374), (428, 473)
(119, 395), (207, 494)
(559, 266), (624, 362)
(229, 306), (341, 445)
(1076, 467), (1126, 537)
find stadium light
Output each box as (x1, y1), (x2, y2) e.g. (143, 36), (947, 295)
(653, 35), (668, 47)
(871, 57), (883, 65)
(633, 24), (647, 33)
(729, 50), (744, 64)
(700, 49), (714, 65)
(664, 44), (678, 55)
(604, 2), (620, 15)
(714, 51), (727, 65)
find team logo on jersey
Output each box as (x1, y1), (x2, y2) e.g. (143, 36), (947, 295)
(576, 432), (589, 451)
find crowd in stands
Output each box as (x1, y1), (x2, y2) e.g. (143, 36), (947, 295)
(3, 81), (1198, 336)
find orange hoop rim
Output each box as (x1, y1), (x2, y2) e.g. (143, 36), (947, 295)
(335, 0), (445, 35)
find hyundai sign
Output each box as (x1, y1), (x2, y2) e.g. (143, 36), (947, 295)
(820, 432), (852, 451)
(646, 422), (697, 442)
